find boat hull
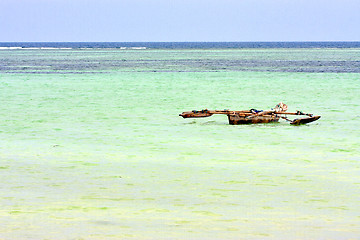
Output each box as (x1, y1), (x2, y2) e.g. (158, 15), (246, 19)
(290, 115), (321, 125)
(227, 114), (280, 125)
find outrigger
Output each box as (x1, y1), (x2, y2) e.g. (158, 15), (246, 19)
(179, 103), (320, 125)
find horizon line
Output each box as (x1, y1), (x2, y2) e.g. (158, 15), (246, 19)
(1, 41), (360, 43)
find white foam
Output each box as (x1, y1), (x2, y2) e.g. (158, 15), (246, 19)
(0, 47), (73, 50)
(130, 47), (147, 50)
(0, 46), (146, 50)
(118, 47), (147, 50)
(0, 47), (23, 50)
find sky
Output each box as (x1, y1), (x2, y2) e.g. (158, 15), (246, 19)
(0, 0), (359, 42)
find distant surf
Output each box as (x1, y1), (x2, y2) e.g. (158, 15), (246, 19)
(0, 42), (360, 49)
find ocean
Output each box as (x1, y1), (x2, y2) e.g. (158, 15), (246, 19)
(0, 43), (359, 239)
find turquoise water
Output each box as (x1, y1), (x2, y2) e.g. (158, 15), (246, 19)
(0, 49), (360, 239)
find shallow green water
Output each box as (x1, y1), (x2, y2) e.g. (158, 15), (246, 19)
(0, 49), (360, 239)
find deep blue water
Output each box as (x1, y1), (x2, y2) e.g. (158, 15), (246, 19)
(1, 42), (360, 49)
(1, 47), (360, 73)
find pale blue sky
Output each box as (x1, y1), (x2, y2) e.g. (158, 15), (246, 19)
(1, 0), (359, 42)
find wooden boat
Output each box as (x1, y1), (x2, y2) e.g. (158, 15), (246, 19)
(228, 113), (280, 125)
(179, 103), (320, 125)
